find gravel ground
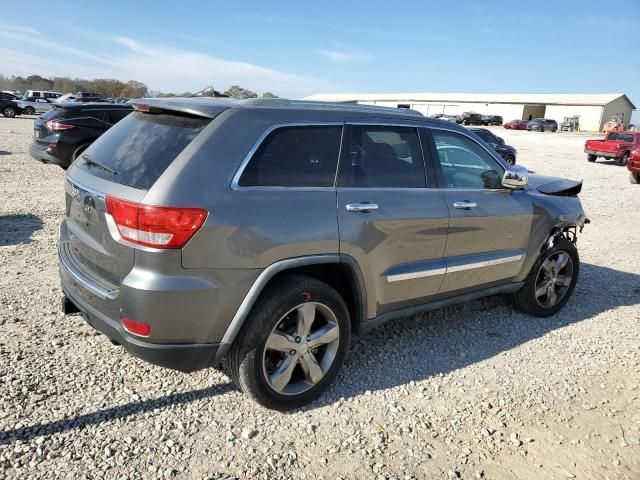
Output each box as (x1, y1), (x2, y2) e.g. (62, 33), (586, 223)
(0, 116), (639, 480)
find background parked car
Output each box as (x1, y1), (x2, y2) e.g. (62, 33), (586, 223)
(527, 118), (558, 132)
(0, 94), (22, 118)
(21, 90), (62, 100)
(75, 92), (105, 102)
(481, 115), (503, 126)
(628, 147), (640, 183)
(55, 93), (77, 103)
(456, 112), (483, 125)
(17, 97), (55, 115)
(469, 127), (517, 165)
(29, 102), (133, 169)
(585, 131), (639, 166)
(504, 119), (528, 130)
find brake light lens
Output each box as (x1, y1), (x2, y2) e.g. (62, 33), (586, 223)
(121, 317), (151, 337)
(105, 196), (207, 249)
(132, 103), (150, 112)
(46, 120), (75, 131)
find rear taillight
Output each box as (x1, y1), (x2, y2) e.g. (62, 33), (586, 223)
(121, 317), (151, 337)
(105, 196), (207, 249)
(46, 120), (75, 131)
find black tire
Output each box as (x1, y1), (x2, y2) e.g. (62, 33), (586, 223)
(616, 152), (629, 166)
(552, 127), (557, 132)
(538, 126), (544, 132)
(227, 274), (351, 410)
(24, 106), (35, 115)
(630, 172), (640, 184)
(587, 154), (597, 162)
(504, 154), (515, 165)
(512, 238), (579, 317)
(2, 106), (16, 118)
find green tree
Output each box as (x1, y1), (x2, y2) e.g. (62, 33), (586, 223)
(92, 78), (126, 97)
(224, 85), (257, 99)
(119, 80), (148, 98)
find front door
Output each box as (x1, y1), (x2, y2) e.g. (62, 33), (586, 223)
(428, 128), (535, 294)
(337, 123), (450, 316)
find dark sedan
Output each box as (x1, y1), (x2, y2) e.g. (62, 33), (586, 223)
(469, 127), (517, 165)
(29, 102), (132, 169)
(527, 118), (558, 132)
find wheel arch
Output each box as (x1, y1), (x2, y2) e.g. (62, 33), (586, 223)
(215, 254), (367, 362)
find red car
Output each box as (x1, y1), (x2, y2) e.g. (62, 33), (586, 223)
(628, 146), (640, 184)
(585, 131), (639, 166)
(504, 119), (527, 130)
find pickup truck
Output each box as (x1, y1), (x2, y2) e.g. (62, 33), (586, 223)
(628, 146), (640, 184)
(585, 131), (639, 166)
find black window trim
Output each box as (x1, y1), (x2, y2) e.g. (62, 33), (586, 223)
(337, 121), (429, 189)
(425, 125), (510, 191)
(231, 122), (345, 191)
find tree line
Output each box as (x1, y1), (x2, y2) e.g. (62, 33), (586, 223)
(0, 74), (278, 99)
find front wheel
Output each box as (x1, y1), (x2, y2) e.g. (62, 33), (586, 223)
(630, 172), (640, 184)
(227, 275), (351, 410)
(587, 154), (597, 162)
(2, 106), (16, 118)
(504, 154), (516, 165)
(617, 152), (629, 166)
(512, 238), (579, 317)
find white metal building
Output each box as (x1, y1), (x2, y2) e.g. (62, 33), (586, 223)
(303, 93), (636, 132)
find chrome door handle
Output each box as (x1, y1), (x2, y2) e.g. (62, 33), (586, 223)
(346, 202), (379, 212)
(453, 201), (478, 210)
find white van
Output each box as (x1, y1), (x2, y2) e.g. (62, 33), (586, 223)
(21, 90), (63, 100)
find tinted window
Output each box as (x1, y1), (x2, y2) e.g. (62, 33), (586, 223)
(107, 108), (132, 123)
(76, 111), (210, 189)
(239, 126), (341, 187)
(340, 125), (425, 188)
(433, 130), (504, 189)
(607, 132), (634, 142)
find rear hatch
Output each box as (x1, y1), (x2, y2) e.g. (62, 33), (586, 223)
(64, 99), (229, 285)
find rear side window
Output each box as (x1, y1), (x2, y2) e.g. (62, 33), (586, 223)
(238, 126), (342, 187)
(76, 111), (210, 189)
(339, 125), (426, 188)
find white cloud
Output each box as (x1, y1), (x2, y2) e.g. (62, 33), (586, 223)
(0, 22), (40, 36)
(316, 45), (373, 63)
(0, 28), (328, 98)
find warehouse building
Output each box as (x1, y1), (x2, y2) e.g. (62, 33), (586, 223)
(303, 93), (636, 132)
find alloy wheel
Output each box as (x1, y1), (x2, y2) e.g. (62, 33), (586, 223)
(2, 107), (15, 118)
(534, 251), (574, 308)
(262, 302), (340, 395)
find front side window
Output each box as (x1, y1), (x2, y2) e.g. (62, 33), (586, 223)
(238, 126), (342, 187)
(432, 130), (504, 189)
(340, 125), (426, 188)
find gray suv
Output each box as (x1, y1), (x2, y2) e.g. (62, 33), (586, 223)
(58, 98), (588, 410)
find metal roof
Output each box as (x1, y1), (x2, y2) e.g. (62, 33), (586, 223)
(303, 93), (635, 108)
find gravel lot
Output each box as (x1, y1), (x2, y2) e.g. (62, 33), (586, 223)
(0, 116), (639, 480)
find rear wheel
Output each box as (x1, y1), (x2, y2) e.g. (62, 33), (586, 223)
(512, 238), (579, 317)
(2, 106), (16, 118)
(630, 172), (640, 184)
(227, 275), (351, 410)
(23, 106), (35, 115)
(616, 152), (629, 166)
(552, 127), (557, 132)
(504, 154), (515, 165)
(587, 154), (597, 162)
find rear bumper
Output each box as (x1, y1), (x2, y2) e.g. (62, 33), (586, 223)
(29, 142), (69, 167)
(61, 285), (220, 372)
(584, 148), (620, 159)
(57, 219), (259, 372)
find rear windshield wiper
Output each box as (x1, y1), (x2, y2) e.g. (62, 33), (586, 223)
(81, 153), (117, 175)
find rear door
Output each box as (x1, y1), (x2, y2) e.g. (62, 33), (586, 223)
(337, 122), (449, 316)
(428, 127), (534, 294)
(64, 110), (212, 284)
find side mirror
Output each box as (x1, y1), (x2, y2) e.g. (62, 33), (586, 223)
(502, 165), (528, 189)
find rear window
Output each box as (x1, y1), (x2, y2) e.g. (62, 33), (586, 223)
(607, 132), (634, 142)
(76, 111), (210, 189)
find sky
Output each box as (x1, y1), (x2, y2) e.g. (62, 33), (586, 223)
(1, 0), (638, 120)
